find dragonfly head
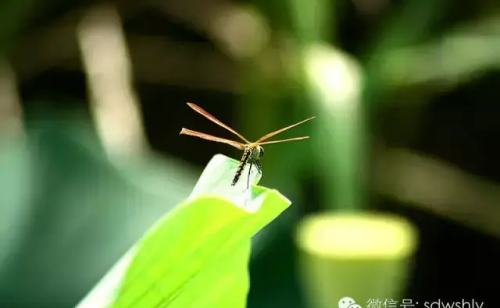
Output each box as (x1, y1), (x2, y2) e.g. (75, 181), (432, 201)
(249, 145), (264, 160)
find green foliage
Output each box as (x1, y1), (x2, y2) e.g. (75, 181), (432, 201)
(76, 154), (291, 308)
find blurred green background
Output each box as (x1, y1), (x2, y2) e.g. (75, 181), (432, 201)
(0, 0), (499, 307)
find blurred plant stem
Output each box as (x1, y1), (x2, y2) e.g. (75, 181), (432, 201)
(285, 0), (366, 212)
(303, 45), (365, 212)
(77, 4), (147, 160)
(288, 0), (333, 45)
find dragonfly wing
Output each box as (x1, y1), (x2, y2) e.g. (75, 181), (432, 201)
(255, 116), (315, 144)
(180, 128), (246, 150)
(257, 136), (310, 145)
(187, 103), (250, 143)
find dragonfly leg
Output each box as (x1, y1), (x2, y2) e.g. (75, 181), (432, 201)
(255, 160), (262, 174)
(246, 162), (253, 191)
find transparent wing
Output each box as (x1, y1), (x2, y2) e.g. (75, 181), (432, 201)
(187, 103), (250, 143)
(180, 128), (245, 150)
(254, 116), (315, 144)
(257, 136), (310, 145)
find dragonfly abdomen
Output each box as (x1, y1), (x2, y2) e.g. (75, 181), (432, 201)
(231, 148), (251, 186)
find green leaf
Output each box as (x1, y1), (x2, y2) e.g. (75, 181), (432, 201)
(76, 154), (291, 308)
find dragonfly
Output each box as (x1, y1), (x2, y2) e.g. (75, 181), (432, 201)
(180, 103), (315, 189)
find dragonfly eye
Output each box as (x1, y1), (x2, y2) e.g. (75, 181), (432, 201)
(258, 147), (264, 158)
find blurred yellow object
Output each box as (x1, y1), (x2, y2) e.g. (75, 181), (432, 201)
(295, 212), (418, 308)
